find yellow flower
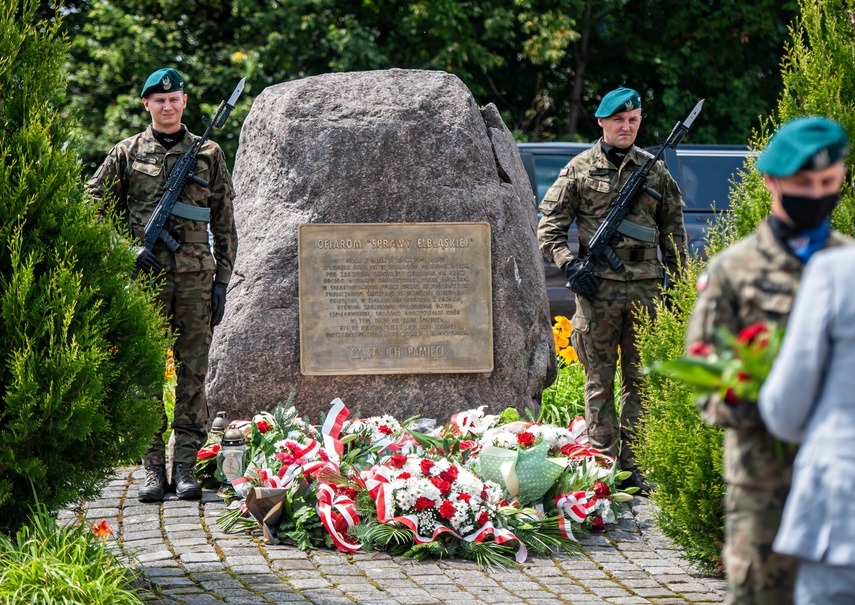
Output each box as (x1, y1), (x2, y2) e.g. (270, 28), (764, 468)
(554, 315), (572, 335)
(553, 327), (569, 351)
(165, 349), (176, 381)
(559, 347), (578, 365)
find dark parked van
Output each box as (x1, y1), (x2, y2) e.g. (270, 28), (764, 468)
(518, 142), (752, 318)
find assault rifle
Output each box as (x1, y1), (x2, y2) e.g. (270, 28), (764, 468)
(142, 77), (246, 253)
(577, 99), (704, 275)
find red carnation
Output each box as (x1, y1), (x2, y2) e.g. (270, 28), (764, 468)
(457, 492), (471, 503)
(481, 486), (488, 500)
(255, 419), (271, 434)
(397, 472), (411, 480)
(414, 496), (435, 511)
(390, 454), (408, 468)
(378, 424), (393, 435)
(420, 459), (435, 476)
(430, 477), (452, 497)
(338, 486), (358, 500)
(687, 341), (712, 357)
(590, 515), (604, 531)
(737, 322), (768, 345)
(274, 452), (294, 464)
(477, 511), (490, 527)
(439, 466), (459, 483)
(517, 432), (536, 447)
(439, 500), (456, 520)
(593, 481), (611, 499)
(724, 387), (739, 405)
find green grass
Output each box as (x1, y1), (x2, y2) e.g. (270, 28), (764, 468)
(0, 503), (146, 605)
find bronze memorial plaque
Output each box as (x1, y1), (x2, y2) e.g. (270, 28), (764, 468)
(298, 222), (493, 375)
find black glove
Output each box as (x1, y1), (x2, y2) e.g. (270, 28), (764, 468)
(135, 246), (162, 272)
(211, 281), (228, 328)
(562, 259), (600, 300)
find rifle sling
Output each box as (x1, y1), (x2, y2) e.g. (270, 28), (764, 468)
(171, 202), (211, 222)
(580, 244), (658, 262)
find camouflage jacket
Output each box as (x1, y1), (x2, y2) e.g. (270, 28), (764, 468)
(686, 219), (852, 486)
(536, 140), (687, 281)
(86, 125), (238, 283)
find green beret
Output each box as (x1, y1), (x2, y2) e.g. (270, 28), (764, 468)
(756, 116), (850, 176)
(140, 68), (184, 98)
(594, 87), (642, 118)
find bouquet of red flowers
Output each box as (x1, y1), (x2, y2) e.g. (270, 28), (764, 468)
(651, 321), (785, 404)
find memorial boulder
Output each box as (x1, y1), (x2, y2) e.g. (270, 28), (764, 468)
(207, 69), (557, 422)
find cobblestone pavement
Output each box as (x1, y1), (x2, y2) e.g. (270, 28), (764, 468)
(63, 467), (725, 605)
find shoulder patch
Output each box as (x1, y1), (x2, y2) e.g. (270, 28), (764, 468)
(696, 272), (709, 292)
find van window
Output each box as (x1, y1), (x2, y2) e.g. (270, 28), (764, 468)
(676, 153), (749, 212)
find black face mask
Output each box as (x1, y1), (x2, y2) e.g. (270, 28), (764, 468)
(780, 192), (839, 231)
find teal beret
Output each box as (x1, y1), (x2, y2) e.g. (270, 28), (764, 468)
(594, 87), (642, 118)
(140, 68), (184, 98)
(756, 116), (850, 176)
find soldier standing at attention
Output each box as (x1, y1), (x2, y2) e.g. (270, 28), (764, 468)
(87, 68), (238, 502)
(685, 116), (851, 604)
(537, 87), (688, 492)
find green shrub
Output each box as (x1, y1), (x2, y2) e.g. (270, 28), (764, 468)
(634, 258), (726, 573)
(634, 0), (855, 573)
(0, 502), (146, 605)
(0, 0), (170, 532)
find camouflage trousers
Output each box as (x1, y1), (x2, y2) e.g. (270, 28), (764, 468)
(724, 482), (797, 605)
(570, 277), (659, 470)
(143, 269), (214, 467)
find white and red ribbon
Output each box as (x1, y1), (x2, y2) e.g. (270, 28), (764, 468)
(554, 490), (597, 541)
(322, 398), (350, 459)
(316, 481), (361, 552)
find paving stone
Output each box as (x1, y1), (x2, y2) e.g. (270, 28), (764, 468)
(172, 595), (222, 605)
(271, 559), (319, 571)
(287, 578), (333, 589)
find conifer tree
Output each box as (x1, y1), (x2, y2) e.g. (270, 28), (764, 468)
(0, 0), (170, 532)
(634, 0), (855, 572)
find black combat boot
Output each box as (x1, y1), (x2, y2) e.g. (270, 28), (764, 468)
(172, 461), (202, 500)
(139, 464), (168, 502)
(620, 468), (651, 497)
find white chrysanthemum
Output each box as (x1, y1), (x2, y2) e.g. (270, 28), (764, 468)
(455, 472), (484, 497)
(492, 432), (517, 448)
(402, 458), (424, 477)
(433, 458), (452, 473)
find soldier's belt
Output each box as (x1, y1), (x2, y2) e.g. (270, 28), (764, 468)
(170, 230), (209, 243)
(580, 245), (658, 262)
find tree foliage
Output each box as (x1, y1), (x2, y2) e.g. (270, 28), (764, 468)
(635, 0), (855, 572)
(56, 0), (799, 174)
(0, 0), (171, 533)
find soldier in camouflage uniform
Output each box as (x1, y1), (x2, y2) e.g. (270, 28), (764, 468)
(685, 116), (852, 604)
(537, 88), (687, 490)
(86, 68), (238, 502)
